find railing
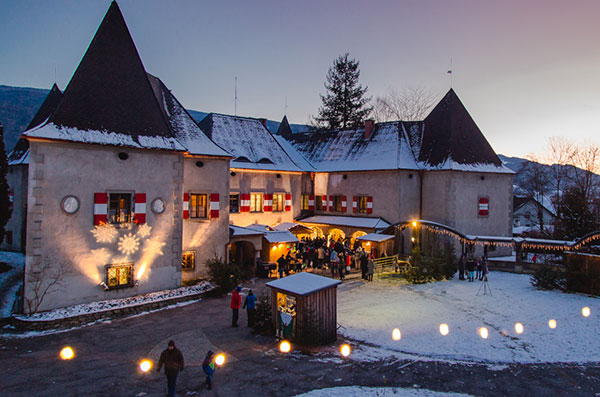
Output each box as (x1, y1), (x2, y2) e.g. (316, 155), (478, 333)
(373, 255), (412, 279)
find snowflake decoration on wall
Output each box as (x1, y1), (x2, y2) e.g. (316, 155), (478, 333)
(118, 233), (140, 256)
(143, 238), (166, 257)
(137, 224), (152, 238)
(90, 247), (111, 265)
(91, 224), (118, 243)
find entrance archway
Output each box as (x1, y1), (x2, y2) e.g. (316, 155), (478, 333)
(328, 228), (346, 245)
(351, 231), (367, 248)
(230, 241), (256, 277)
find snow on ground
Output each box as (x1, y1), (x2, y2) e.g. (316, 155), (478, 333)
(337, 272), (599, 364)
(296, 386), (471, 396)
(14, 281), (212, 321)
(0, 251), (25, 318)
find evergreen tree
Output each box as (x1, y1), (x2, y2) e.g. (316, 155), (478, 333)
(0, 124), (11, 244)
(313, 53), (372, 130)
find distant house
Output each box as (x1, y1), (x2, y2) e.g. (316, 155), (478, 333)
(513, 195), (555, 236)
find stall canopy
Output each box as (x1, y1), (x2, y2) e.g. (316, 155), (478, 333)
(298, 215), (391, 231)
(266, 272), (341, 296)
(356, 233), (395, 243)
(230, 225), (265, 237)
(264, 230), (299, 244)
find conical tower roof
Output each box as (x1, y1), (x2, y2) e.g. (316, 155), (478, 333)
(419, 89), (501, 167)
(276, 115), (292, 138)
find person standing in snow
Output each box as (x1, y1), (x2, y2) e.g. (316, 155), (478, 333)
(231, 286), (242, 327)
(476, 257), (483, 280)
(360, 252), (368, 280)
(202, 350), (216, 390)
(466, 255), (475, 282)
(330, 249), (339, 278)
(243, 289), (257, 327)
(367, 257), (375, 281)
(277, 254), (286, 278)
(156, 340), (184, 397)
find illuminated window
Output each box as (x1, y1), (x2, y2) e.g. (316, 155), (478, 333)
(106, 263), (133, 289)
(301, 194), (309, 211)
(182, 251), (195, 271)
(273, 193), (285, 212)
(333, 196), (343, 212)
(250, 193), (263, 212)
(315, 196), (323, 211)
(190, 193), (207, 219)
(109, 193), (132, 224)
(358, 196), (368, 213)
(230, 193), (240, 213)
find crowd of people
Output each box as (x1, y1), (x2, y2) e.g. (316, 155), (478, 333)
(458, 254), (489, 282)
(274, 237), (376, 282)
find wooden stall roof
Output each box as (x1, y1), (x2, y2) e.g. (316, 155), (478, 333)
(357, 233), (395, 243)
(266, 273), (341, 296)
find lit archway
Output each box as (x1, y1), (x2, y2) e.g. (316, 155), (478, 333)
(328, 228), (346, 244)
(351, 231), (367, 248)
(310, 226), (324, 239)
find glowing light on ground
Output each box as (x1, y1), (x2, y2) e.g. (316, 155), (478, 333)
(340, 344), (351, 357)
(118, 233), (140, 255)
(478, 327), (489, 339)
(137, 224), (152, 238)
(392, 328), (401, 341)
(279, 340), (291, 353)
(582, 307), (591, 317)
(548, 319), (557, 329)
(215, 354), (226, 366)
(139, 359), (152, 372)
(91, 223), (118, 243)
(515, 322), (524, 334)
(60, 346), (74, 360)
(439, 323), (449, 336)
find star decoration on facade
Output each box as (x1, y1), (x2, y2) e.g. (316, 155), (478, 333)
(143, 238), (166, 257)
(118, 232), (140, 256)
(90, 247), (111, 265)
(137, 224), (152, 238)
(91, 223), (118, 243)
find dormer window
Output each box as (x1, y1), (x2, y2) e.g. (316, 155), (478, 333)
(234, 156), (251, 163)
(257, 157), (274, 164)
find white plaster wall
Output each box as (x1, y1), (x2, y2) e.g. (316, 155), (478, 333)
(181, 157), (230, 279)
(23, 141), (183, 313)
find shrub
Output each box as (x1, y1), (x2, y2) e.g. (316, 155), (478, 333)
(252, 289), (273, 334)
(405, 246), (456, 284)
(206, 256), (240, 296)
(530, 265), (565, 291)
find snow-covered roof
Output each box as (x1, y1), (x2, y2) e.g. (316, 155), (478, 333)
(198, 114), (308, 172)
(298, 216), (391, 230)
(264, 230), (299, 244)
(272, 222), (313, 232)
(356, 233), (395, 243)
(229, 225), (264, 237)
(266, 272), (341, 296)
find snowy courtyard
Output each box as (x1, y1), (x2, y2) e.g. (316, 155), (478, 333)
(337, 271), (599, 364)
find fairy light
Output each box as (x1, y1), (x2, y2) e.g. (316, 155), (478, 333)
(439, 324), (449, 336)
(515, 322), (524, 334)
(478, 327), (489, 339)
(392, 328), (402, 341)
(582, 307), (591, 317)
(548, 319), (557, 329)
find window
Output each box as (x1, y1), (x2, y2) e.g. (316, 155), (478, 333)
(250, 193), (263, 212)
(182, 251), (195, 271)
(272, 193), (285, 212)
(315, 196), (323, 211)
(190, 193), (207, 219)
(106, 263), (133, 289)
(230, 194), (240, 213)
(109, 193), (132, 224)
(301, 194), (309, 211)
(334, 196), (343, 212)
(358, 196), (368, 213)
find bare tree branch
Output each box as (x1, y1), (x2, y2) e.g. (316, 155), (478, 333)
(373, 86), (437, 122)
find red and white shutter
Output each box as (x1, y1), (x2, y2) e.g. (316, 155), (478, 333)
(329, 195), (334, 212)
(210, 193), (220, 219)
(134, 193), (146, 224)
(94, 192), (108, 225)
(322, 195), (327, 211)
(308, 195), (315, 211)
(341, 195), (347, 213)
(241, 194), (250, 212)
(263, 194), (272, 212)
(367, 196), (373, 214)
(352, 196), (357, 214)
(183, 193), (190, 219)
(285, 193), (292, 212)
(478, 197), (489, 217)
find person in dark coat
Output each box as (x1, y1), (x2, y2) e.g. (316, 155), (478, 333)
(360, 253), (368, 280)
(157, 340), (184, 397)
(458, 254), (466, 280)
(243, 289), (257, 327)
(202, 350), (215, 390)
(277, 254), (286, 278)
(231, 286), (242, 327)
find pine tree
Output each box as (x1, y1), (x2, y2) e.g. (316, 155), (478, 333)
(313, 53), (372, 130)
(0, 124), (11, 244)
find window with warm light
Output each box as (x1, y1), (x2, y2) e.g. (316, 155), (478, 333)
(301, 194), (309, 211)
(230, 193), (240, 213)
(333, 196), (343, 212)
(273, 193), (285, 212)
(358, 196), (368, 213)
(109, 193), (132, 224)
(250, 193), (263, 212)
(190, 193), (207, 219)
(106, 263), (133, 289)
(182, 251), (195, 271)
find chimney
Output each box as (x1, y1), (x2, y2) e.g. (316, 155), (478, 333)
(258, 118), (268, 128)
(364, 119), (375, 139)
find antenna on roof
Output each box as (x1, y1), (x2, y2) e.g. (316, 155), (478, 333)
(234, 76), (238, 116)
(447, 57), (453, 88)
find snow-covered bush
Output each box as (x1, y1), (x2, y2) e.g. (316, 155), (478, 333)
(252, 289), (273, 334)
(530, 264), (565, 291)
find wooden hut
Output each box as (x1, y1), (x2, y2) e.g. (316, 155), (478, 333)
(266, 272), (341, 345)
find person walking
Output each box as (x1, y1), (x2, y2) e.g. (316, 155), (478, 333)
(277, 254), (286, 279)
(231, 286), (242, 327)
(156, 340), (184, 397)
(338, 256), (345, 281)
(367, 257), (375, 282)
(330, 249), (339, 278)
(202, 350), (216, 390)
(243, 289), (257, 327)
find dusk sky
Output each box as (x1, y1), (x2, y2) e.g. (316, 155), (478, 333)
(1, 0), (599, 158)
